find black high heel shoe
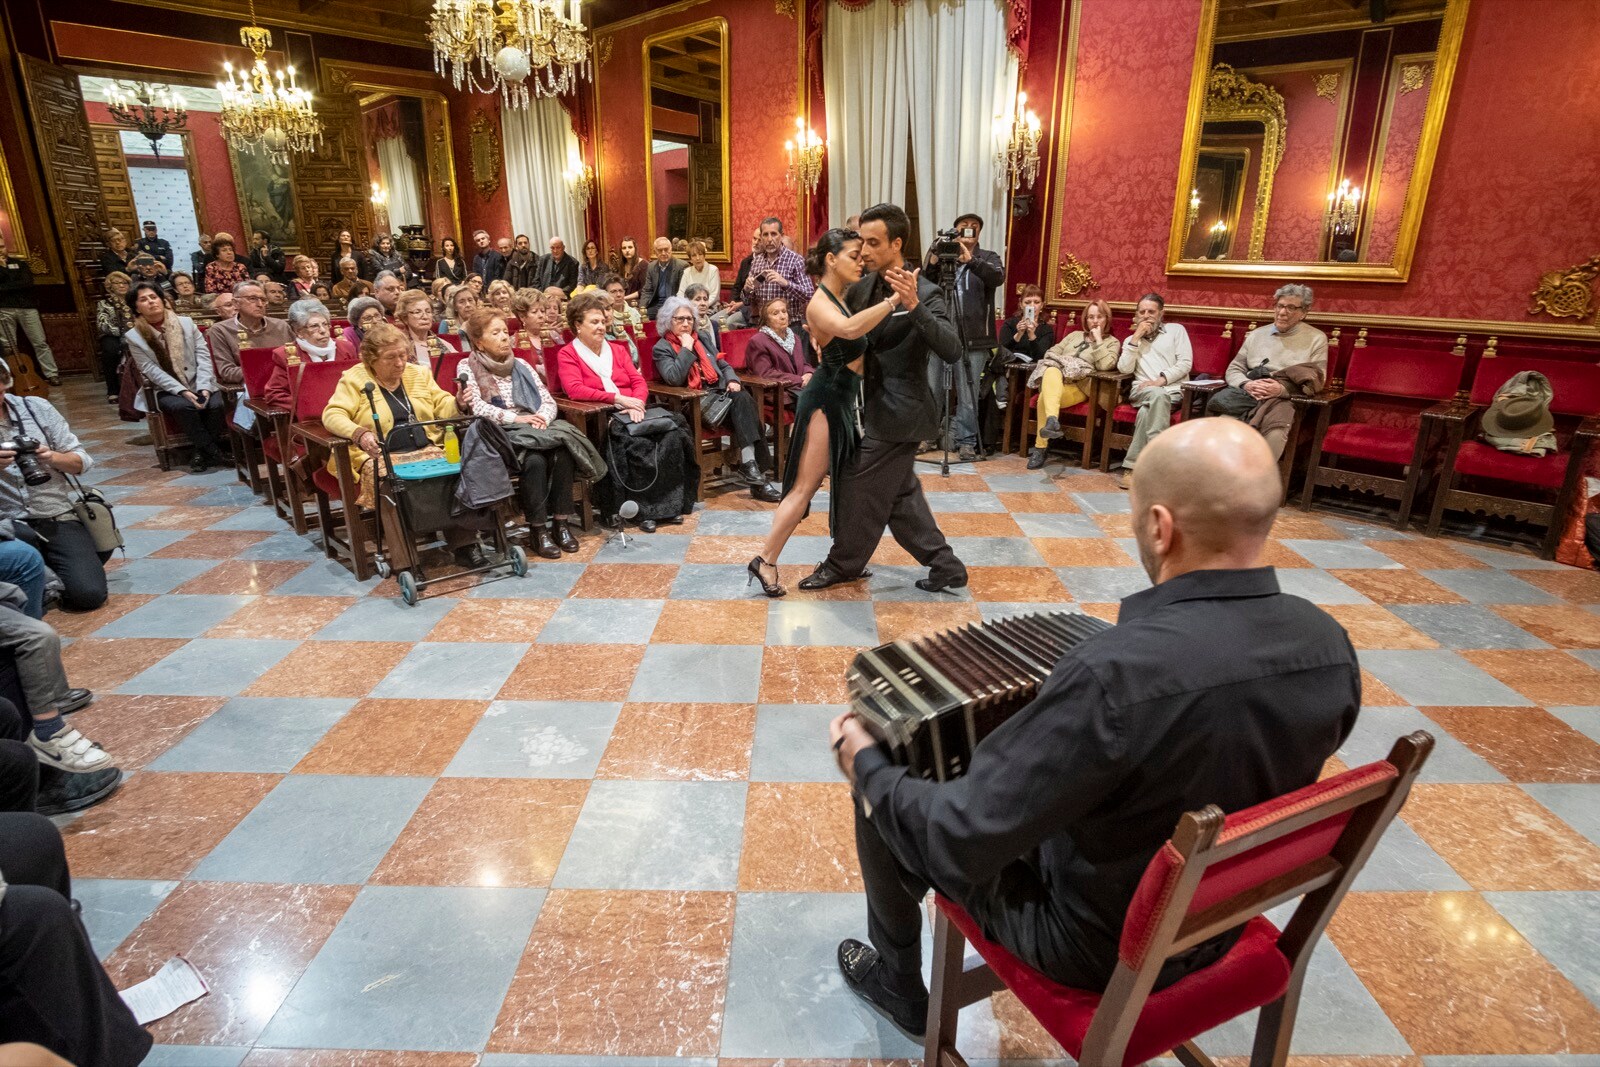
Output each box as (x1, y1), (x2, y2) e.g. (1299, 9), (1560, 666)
(746, 555), (786, 598)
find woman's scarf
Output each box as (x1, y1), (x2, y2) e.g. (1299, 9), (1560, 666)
(572, 336), (620, 395)
(296, 336), (337, 361)
(467, 348), (518, 411)
(135, 313), (193, 385)
(761, 326), (796, 356)
(669, 330), (720, 389)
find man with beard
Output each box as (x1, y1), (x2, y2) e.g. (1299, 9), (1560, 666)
(503, 234), (539, 290)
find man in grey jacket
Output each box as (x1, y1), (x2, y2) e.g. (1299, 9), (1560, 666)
(1115, 293), (1192, 489)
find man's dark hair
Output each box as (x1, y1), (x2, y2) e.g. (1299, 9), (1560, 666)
(760, 217), (784, 233)
(1139, 292), (1166, 308)
(860, 203), (911, 248)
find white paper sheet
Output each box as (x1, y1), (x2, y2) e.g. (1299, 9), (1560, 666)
(118, 956), (208, 1025)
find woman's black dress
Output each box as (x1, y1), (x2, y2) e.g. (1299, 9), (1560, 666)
(781, 285), (868, 534)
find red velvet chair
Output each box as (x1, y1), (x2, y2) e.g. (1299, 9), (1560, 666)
(720, 327), (785, 479)
(925, 732), (1433, 1067)
(286, 361), (369, 576)
(1101, 328), (1240, 471)
(1298, 345), (1467, 528)
(1425, 354), (1600, 558)
(237, 346), (284, 510)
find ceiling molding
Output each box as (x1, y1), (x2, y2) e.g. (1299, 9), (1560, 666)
(104, 0), (433, 49)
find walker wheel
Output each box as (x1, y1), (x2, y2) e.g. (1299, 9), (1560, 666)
(375, 558), (392, 580)
(397, 570), (419, 606)
(509, 545), (528, 578)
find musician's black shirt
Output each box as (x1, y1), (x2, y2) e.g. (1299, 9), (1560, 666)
(854, 566), (1361, 988)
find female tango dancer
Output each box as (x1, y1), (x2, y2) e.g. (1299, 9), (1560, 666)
(747, 228), (903, 597)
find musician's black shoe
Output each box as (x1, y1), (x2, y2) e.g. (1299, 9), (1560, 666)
(59, 688), (93, 715)
(749, 480), (783, 503)
(637, 518), (658, 533)
(659, 514), (685, 525)
(798, 562), (869, 591)
(916, 567), (969, 594)
(837, 939), (928, 1040)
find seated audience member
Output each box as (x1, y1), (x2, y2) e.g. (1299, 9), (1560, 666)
(611, 236), (648, 304)
(602, 282), (640, 368)
(372, 271), (404, 319)
(207, 291), (235, 319)
(642, 237), (686, 321)
(0, 363), (108, 612)
(309, 280), (333, 305)
(458, 307), (602, 557)
(4, 692), (119, 816)
(541, 286), (568, 327)
(537, 236), (581, 296)
(263, 299), (354, 411)
(465, 272), (484, 295)
(1000, 285), (1056, 364)
(395, 289), (448, 368)
(0, 561), (104, 772)
(439, 285), (479, 348)
(684, 283), (721, 352)
(328, 228), (357, 281)
(204, 234), (250, 294)
(366, 233), (405, 280)
(830, 416), (1361, 1036)
(96, 228), (133, 278)
(716, 229), (760, 330)
(125, 282), (229, 472)
(264, 281), (290, 309)
(653, 295), (781, 501)
(677, 240), (721, 303)
(207, 280), (294, 389)
(247, 230), (285, 281)
(575, 239), (607, 292)
(340, 296), (387, 353)
(503, 235), (539, 291)
(1208, 284), (1329, 460)
(486, 279), (516, 318)
(1114, 292), (1191, 489)
(604, 276), (643, 332)
(434, 236), (467, 286)
(94, 271), (134, 403)
(430, 276), (453, 316)
(745, 295), (816, 402)
(290, 254), (319, 296)
(555, 291), (698, 531)
(331, 256), (363, 301)
(0, 536), (46, 621)
(1027, 298), (1118, 469)
(170, 271), (203, 313)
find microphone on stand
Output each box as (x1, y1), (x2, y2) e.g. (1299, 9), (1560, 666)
(615, 499), (639, 548)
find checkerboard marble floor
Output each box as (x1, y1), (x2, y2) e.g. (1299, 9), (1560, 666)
(45, 380), (1600, 1066)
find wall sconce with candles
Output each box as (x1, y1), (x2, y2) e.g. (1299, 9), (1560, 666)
(1205, 219), (1229, 259)
(1184, 188), (1201, 240)
(1324, 179), (1362, 237)
(369, 182), (388, 208)
(565, 160), (595, 208)
(784, 117), (824, 196)
(994, 90), (1041, 193)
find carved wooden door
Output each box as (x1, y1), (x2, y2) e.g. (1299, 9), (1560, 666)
(19, 57), (107, 313)
(90, 126), (138, 239)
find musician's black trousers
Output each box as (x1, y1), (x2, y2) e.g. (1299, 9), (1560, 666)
(853, 797), (1101, 990)
(823, 437), (963, 581)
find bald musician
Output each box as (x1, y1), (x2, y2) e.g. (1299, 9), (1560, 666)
(829, 418), (1362, 1038)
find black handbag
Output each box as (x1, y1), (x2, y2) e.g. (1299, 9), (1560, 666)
(700, 390), (734, 429)
(610, 405), (676, 437)
(385, 420), (431, 452)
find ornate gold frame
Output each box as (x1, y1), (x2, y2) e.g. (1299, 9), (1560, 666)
(469, 112), (502, 202)
(641, 16), (732, 263)
(1191, 143), (1253, 258)
(1166, 0), (1470, 282)
(1195, 66), (1283, 261)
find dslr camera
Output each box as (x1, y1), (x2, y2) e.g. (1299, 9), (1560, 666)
(2, 435), (50, 487)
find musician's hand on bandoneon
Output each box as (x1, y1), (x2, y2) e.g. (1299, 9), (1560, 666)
(829, 711), (874, 785)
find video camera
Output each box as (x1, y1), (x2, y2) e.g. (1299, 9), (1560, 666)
(930, 227), (967, 261)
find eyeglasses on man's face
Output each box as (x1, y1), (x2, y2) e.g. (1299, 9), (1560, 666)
(1275, 302), (1306, 313)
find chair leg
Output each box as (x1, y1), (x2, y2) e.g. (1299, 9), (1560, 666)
(923, 910), (969, 1067)
(1247, 980), (1305, 1067)
(1174, 1041), (1221, 1067)
(1426, 471), (1452, 537)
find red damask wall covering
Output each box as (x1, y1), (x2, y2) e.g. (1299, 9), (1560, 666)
(1010, 0), (1600, 327)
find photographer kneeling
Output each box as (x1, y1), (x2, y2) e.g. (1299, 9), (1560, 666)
(0, 363), (106, 612)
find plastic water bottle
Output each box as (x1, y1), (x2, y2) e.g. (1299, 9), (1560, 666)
(442, 424), (460, 464)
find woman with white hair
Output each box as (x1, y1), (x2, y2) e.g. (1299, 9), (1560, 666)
(651, 295), (779, 502)
(262, 299), (356, 411)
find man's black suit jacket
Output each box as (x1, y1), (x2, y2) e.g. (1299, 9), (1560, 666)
(536, 253), (580, 295)
(845, 270), (962, 444)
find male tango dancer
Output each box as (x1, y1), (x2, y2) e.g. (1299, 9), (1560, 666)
(800, 203), (968, 594)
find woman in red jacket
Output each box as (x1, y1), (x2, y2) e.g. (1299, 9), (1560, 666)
(744, 295), (816, 403)
(554, 291), (698, 531)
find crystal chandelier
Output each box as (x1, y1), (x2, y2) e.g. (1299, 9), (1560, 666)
(784, 117), (824, 196)
(216, 0), (325, 163)
(105, 81), (188, 159)
(430, 0), (591, 109)
(1324, 178), (1362, 237)
(994, 90), (1042, 193)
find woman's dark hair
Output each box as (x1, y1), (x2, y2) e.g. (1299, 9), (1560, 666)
(859, 203), (911, 248)
(804, 228), (860, 278)
(440, 237), (458, 257)
(125, 281), (171, 314)
(253, 229), (270, 242)
(567, 289), (610, 332)
(213, 236), (236, 253)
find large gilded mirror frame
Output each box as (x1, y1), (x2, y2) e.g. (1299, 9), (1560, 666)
(641, 17), (732, 265)
(1166, 0), (1470, 283)
(1195, 65), (1285, 262)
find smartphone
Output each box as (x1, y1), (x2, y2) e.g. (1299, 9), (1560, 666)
(1023, 305), (1037, 323)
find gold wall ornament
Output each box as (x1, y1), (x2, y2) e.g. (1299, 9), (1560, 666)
(1314, 72), (1340, 101)
(775, 0), (797, 16)
(1528, 254), (1600, 321)
(469, 111), (503, 200)
(1054, 252), (1098, 298)
(595, 35), (614, 69)
(1399, 63), (1433, 95)
(1198, 64), (1285, 261)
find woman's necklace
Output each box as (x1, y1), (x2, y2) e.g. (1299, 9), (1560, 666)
(378, 379), (414, 420)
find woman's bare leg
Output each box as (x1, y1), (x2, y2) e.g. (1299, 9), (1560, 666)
(758, 408), (831, 584)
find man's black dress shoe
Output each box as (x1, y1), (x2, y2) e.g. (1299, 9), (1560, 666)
(798, 563), (870, 590)
(837, 938), (929, 1039)
(554, 524), (581, 553)
(532, 527), (562, 560)
(35, 765), (123, 816)
(59, 688), (93, 715)
(915, 568), (969, 594)
(637, 518), (657, 533)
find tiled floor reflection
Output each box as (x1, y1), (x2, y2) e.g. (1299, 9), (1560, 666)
(44, 379), (1600, 1063)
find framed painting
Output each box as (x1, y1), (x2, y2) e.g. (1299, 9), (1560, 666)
(227, 144), (302, 253)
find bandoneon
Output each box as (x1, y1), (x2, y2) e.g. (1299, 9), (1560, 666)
(847, 610), (1112, 781)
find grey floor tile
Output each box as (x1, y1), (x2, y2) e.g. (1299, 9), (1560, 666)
(552, 780), (746, 890)
(671, 563), (771, 600)
(116, 529), (191, 559)
(1070, 491), (1132, 514)
(1352, 818), (1471, 891)
(867, 565), (974, 602)
(767, 600), (878, 647)
(924, 491), (1005, 513)
(371, 641), (528, 698)
(1013, 512), (1105, 538)
(1522, 784), (1600, 847)
(1423, 568), (1561, 604)
(1337, 707), (1507, 783)
(190, 485), (259, 507)
(147, 697), (356, 773)
(257, 884), (544, 1051)
(1486, 892), (1600, 1010)
(118, 639), (301, 696)
(1423, 1056), (1600, 1066)
(93, 594), (254, 638)
(1551, 707), (1600, 744)
(235, 532), (328, 561)
(104, 558), (220, 595)
(981, 473), (1057, 492)
(769, 535), (833, 565)
(628, 645), (763, 702)
(1571, 650), (1600, 673)
(692, 511), (776, 535)
(445, 700), (620, 779)
(74, 878), (179, 959)
(469, 563), (584, 599)
(271, 559), (383, 595)
(536, 599), (664, 644)
(142, 1047), (249, 1067)
(208, 507), (296, 531)
(314, 595), (459, 641)
(947, 536), (1046, 567)
(1360, 650), (1534, 706)
(750, 704), (849, 782)
(1273, 568), (1373, 605)
(1391, 604), (1555, 650)
(1281, 539), (1405, 570)
(189, 774), (432, 884)
(1452, 545), (1567, 570)
(592, 533), (692, 562)
(1055, 566), (1151, 602)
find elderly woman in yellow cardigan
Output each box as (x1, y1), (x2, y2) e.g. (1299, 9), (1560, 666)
(322, 322), (482, 568)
